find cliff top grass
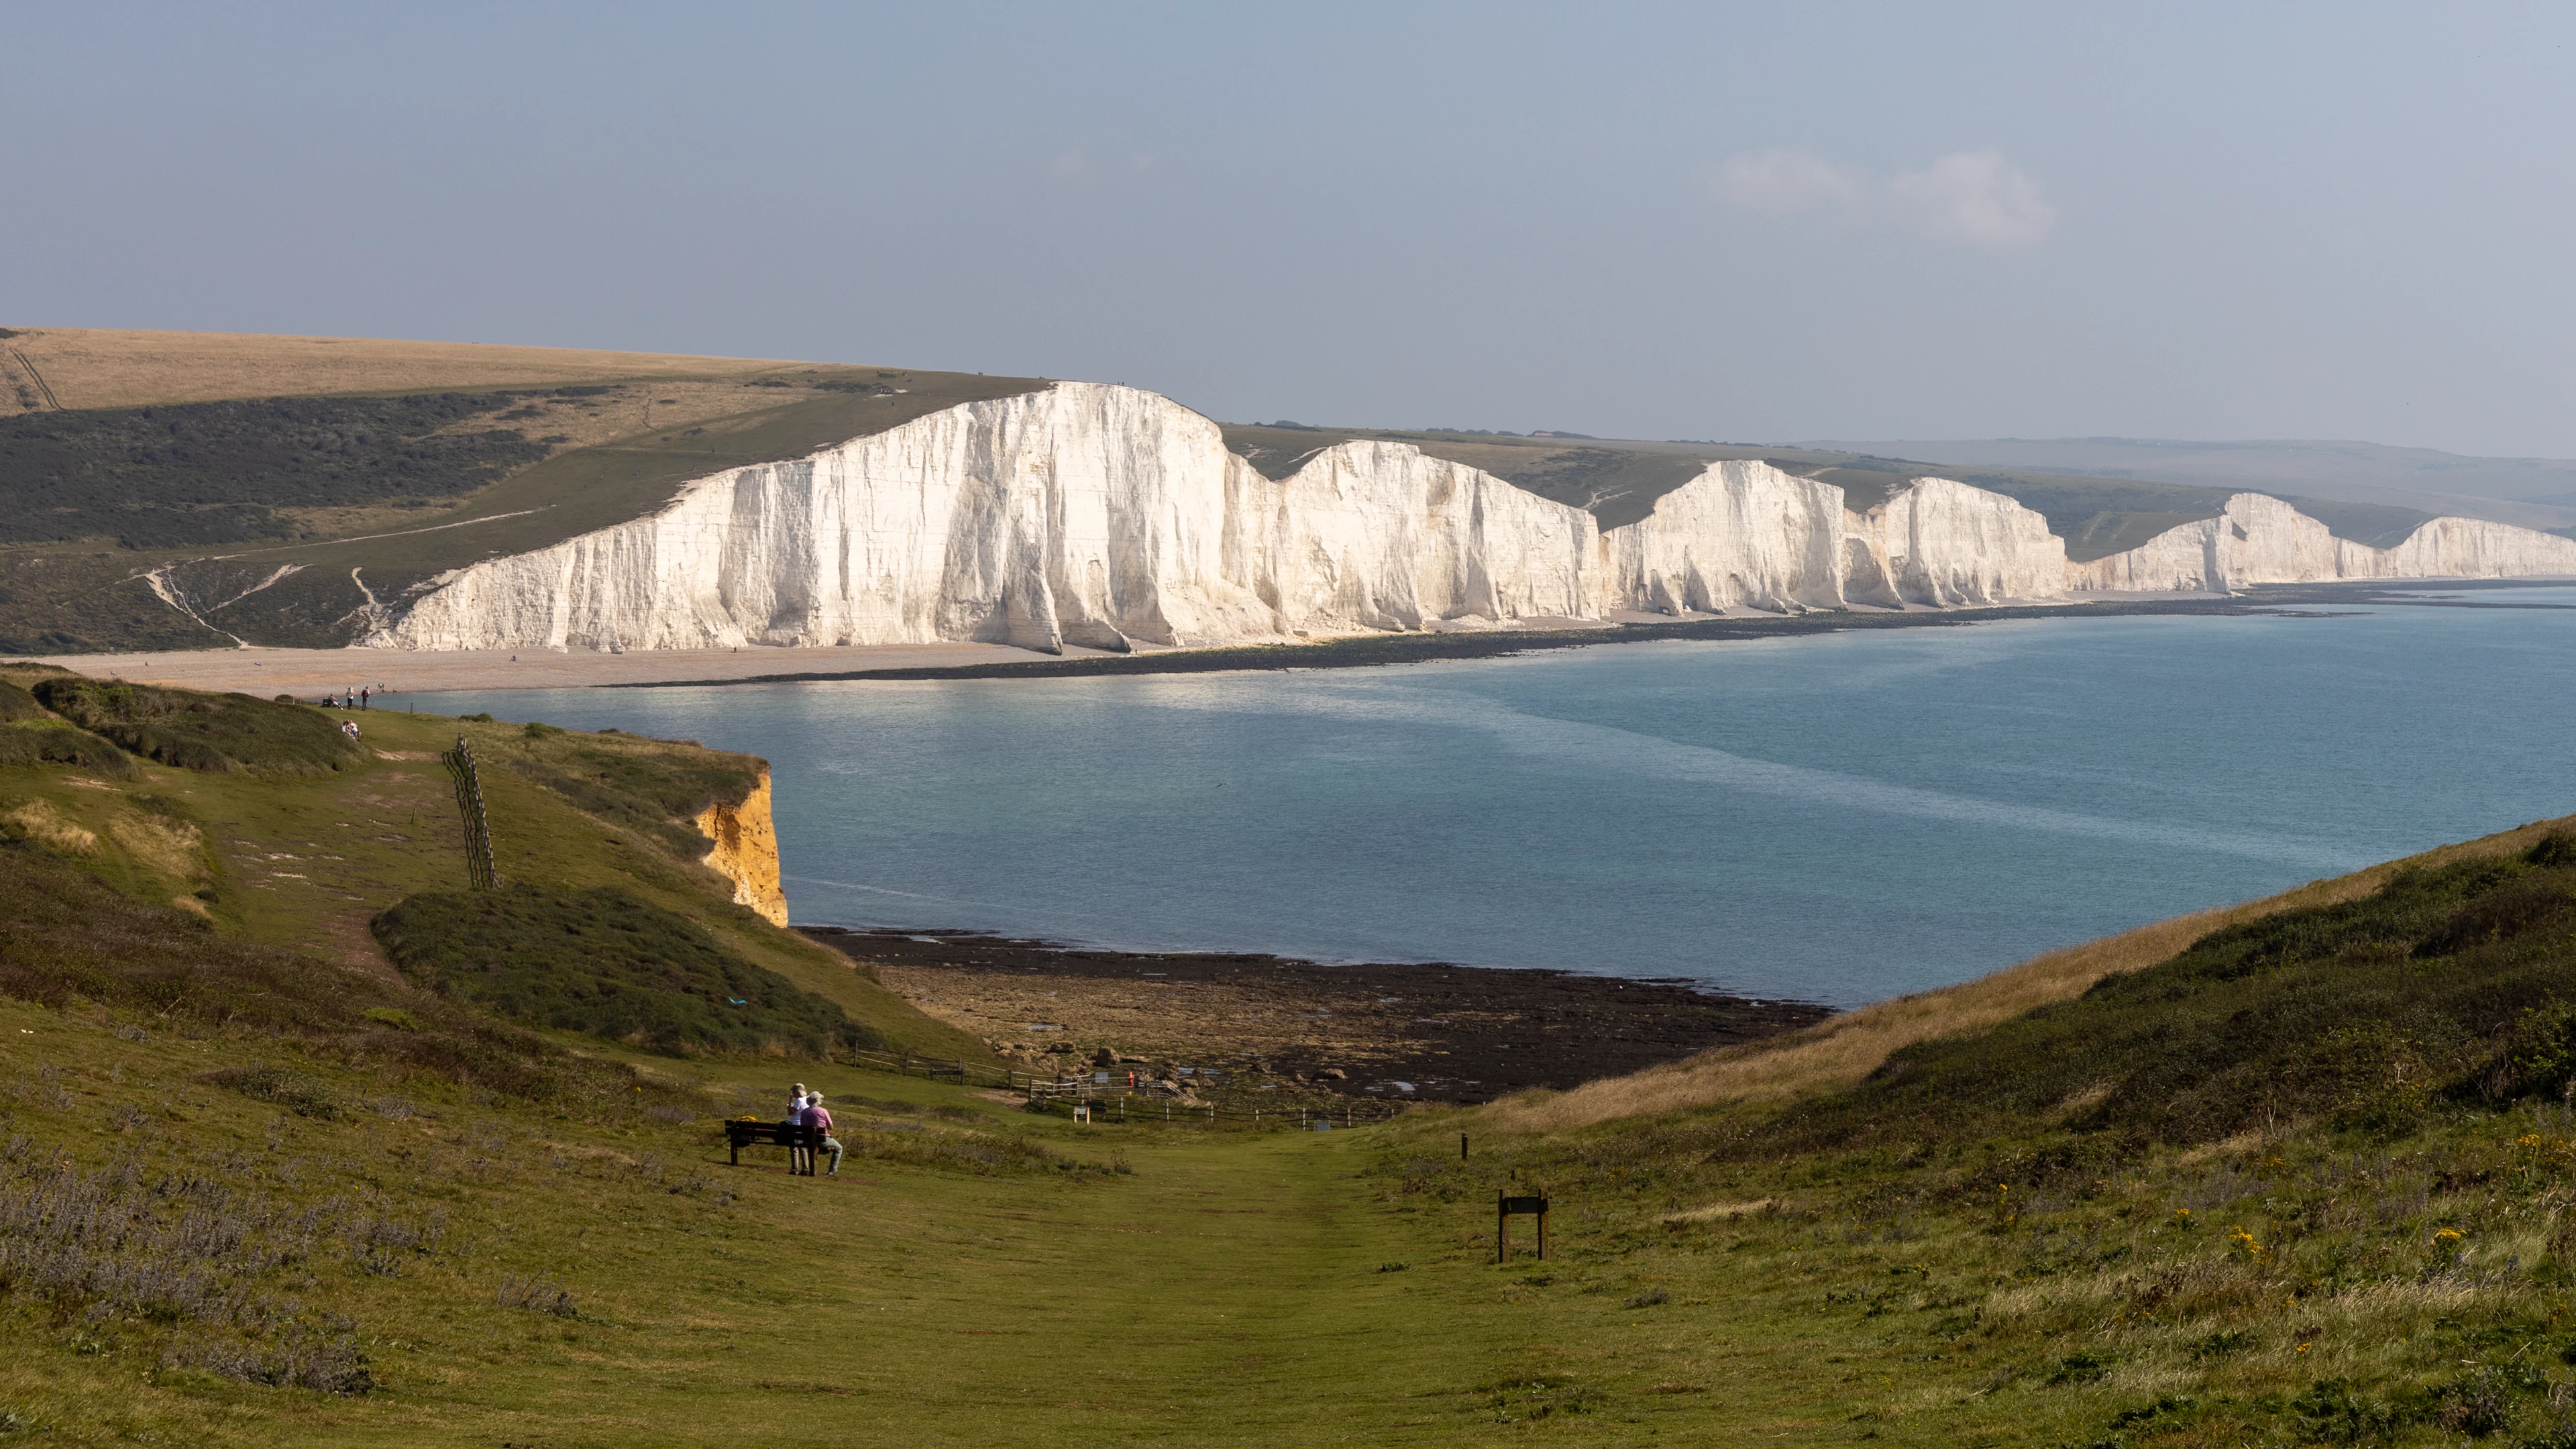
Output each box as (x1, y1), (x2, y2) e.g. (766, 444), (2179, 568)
(0, 327), (808, 413)
(0, 663), (979, 1063)
(0, 327), (1048, 652)
(30, 676), (362, 775)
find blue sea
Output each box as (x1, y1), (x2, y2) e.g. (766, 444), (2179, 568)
(410, 589), (2576, 1008)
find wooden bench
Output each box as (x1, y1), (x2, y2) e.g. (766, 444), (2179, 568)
(725, 1120), (826, 1175)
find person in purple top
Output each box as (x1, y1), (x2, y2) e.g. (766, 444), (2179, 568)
(800, 1093), (843, 1176)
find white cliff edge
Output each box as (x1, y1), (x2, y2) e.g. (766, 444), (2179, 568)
(370, 382), (2575, 653)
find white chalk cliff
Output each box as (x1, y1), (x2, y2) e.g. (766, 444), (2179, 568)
(371, 382), (2576, 652)
(2068, 491), (2576, 593)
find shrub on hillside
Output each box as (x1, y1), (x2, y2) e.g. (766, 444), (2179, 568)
(0, 721), (137, 776)
(204, 1064), (343, 1119)
(371, 883), (883, 1059)
(1743, 850), (2576, 1159)
(31, 678), (356, 774)
(0, 679), (45, 722)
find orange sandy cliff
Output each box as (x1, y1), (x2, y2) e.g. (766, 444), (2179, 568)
(694, 769), (790, 926)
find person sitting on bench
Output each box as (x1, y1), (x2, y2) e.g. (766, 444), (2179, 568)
(782, 1082), (810, 1171)
(800, 1093), (843, 1176)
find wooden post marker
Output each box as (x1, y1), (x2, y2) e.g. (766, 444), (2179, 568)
(1496, 1187), (1549, 1264)
(441, 737), (501, 890)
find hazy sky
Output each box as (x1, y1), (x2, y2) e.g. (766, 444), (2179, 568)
(9, 3), (2575, 454)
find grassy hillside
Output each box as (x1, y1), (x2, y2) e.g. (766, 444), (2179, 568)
(0, 328), (1049, 653)
(5, 683), (2576, 1442)
(0, 661), (973, 1059)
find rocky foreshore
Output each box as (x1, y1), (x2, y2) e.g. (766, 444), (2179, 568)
(802, 926), (1833, 1105)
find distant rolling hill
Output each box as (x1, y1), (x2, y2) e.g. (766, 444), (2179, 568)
(1817, 436), (2576, 535)
(1223, 424), (2435, 558)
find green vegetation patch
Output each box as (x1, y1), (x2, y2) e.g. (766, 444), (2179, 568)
(504, 735), (763, 861)
(0, 392), (555, 548)
(372, 883), (883, 1059)
(2277, 494), (2437, 550)
(203, 1063), (344, 1119)
(1747, 833), (2576, 1158)
(0, 720), (137, 776)
(0, 678), (45, 721)
(31, 676), (358, 774)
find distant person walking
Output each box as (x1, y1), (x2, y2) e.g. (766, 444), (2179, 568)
(360, 687), (370, 710)
(801, 1093), (843, 1176)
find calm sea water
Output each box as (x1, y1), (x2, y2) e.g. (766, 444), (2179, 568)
(410, 589), (2576, 1008)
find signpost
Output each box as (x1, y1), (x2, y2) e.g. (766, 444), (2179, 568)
(1497, 1188), (1549, 1263)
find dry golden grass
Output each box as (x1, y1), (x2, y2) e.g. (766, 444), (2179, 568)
(105, 810), (205, 882)
(1491, 811), (2576, 1134)
(2, 800), (97, 855)
(0, 326), (822, 413)
(1658, 1197), (1777, 1227)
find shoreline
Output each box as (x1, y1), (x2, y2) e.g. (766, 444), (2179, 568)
(653, 580), (2571, 686)
(629, 596), (2279, 686)
(803, 926), (1833, 1105)
(20, 581), (2566, 701)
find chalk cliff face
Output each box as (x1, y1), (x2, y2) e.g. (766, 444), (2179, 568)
(1838, 478), (2069, 608)
(1228, 439), (1604, 632)
(1606, 460), (1848, 614)
(372, 382), (2575, 653)
(387, 383), (1276, 653)
(694, 769), (788, 927)
(2365, 515), (2576, 580)
(2069, 492), (2576, 592)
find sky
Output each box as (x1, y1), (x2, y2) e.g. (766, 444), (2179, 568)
(7, 3), (2575, 455)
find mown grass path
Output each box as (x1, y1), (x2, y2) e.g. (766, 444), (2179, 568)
(348, 1128), (1512, 1447)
